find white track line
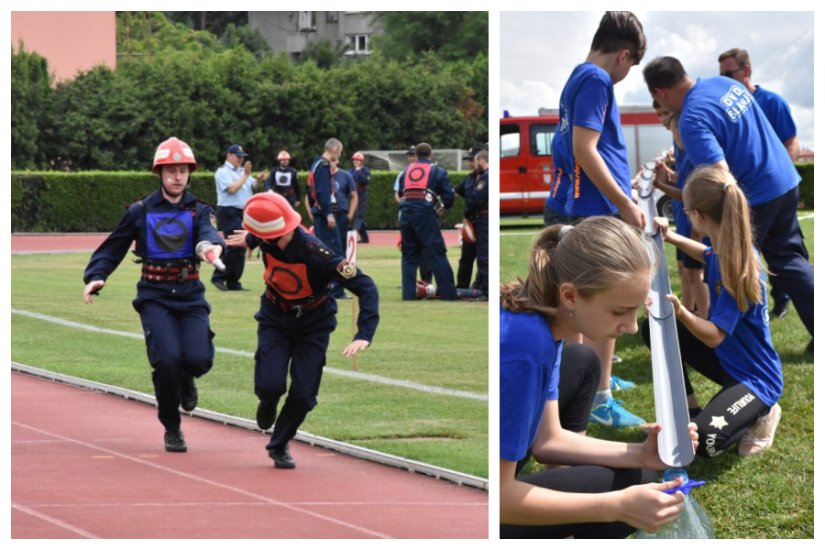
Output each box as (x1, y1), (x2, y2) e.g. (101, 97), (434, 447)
(11, 502), (101, 539)
(11, 308), (487, 402)
(12, 421), (392, 538)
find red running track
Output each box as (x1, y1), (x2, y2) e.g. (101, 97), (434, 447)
(11, 371), (487, 538)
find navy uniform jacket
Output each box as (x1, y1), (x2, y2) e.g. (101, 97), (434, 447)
(265, 166), (302, 204)
(246, 227), (379, 342)
(83, 188), (224, 305)
(455, 171), (479, 218)
(398, 158), (455, 213)
(350, 166), (372, 191)
(308, 156), (334, 217)
(466, 168), (489, 219)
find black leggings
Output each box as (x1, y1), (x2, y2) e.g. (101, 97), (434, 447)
(503, 343), (657, 539)
(642, 318), (770, 458)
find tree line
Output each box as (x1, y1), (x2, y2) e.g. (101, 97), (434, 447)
(11, 11), (488, 172)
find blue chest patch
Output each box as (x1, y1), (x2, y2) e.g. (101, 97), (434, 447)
(146, 210), (194, 259)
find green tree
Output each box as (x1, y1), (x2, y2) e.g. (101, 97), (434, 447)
(371, 12), (488, 62)
(299, 39), (349, 69)
(11, 44), (52, 169)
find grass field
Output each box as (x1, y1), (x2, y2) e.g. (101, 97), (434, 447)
(499, 213), (814, 538)
(11, 241), (489, 478)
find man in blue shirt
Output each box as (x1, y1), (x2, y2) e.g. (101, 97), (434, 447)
(644, 56), (814, 351)
(213, 144), (266, 291)
(718, 47), (802, 320)
(550, 11), (649, 428)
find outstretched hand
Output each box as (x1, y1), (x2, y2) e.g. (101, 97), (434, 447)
(224, 229), (249, 248)
(342, 339), (370, 358)
(83, 280), (105, 304)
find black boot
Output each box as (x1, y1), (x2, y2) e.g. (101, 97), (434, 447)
(164, 430), (187, 453)
(179, 373), (198, 412)
(269, 444), (296, 469)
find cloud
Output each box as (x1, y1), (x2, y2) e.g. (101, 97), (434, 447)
(500, 11), (815, 150)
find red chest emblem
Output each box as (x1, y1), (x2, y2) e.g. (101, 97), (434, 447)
(263, 253), (313, 300)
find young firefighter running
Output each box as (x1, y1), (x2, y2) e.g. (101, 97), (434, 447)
(82, 137), (225, 453)
(225, 192), (379, 469)
(500, 217), (699, 538)
(646, 166), (783, 458)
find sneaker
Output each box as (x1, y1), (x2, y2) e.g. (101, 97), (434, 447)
(590, 398), (646, 428)
(738, 404), (782, 457)
(179, 374), (198, 412)
(609, 375), (636, 392)
(256, 400), (276, 431)
(769, 300), (790, 321)
(211, 279), (228, 291)
(164, 430), (187, 453)
(612, 354), (622, 364)
(269, 445), (296, 469)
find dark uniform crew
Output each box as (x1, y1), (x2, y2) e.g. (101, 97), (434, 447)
(82, 137), (225, 453)
(264, 150), (302, 209)
(228, 192), (379, 469)
(466, 150), (489, 298)
(455, 149), (481, 290)
(398, 142), (457, 300)
(349, 152), (372, 243)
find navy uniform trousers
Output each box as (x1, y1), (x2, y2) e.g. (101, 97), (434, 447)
(214, 206), (247, 288)
(399, 203), (456, 300)
(751, 185), (813, 336)
(134, 285), (215, 432)
(254, 297), (338, 453)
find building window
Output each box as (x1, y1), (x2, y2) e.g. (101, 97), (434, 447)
(346, 34), (370, 55)
(299, 11), (316, 31)
(327, 12), (339, 23)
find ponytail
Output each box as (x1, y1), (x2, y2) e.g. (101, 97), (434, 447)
(683, 167), (762, 311)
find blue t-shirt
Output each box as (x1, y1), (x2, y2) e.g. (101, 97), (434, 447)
(679, 77), (800, 206)
(672, 143), (696, 238)
(753, 85), (797, 144)
(554, 62), (633, 217)
(704, 247), (783, 405)
(500, 307), (563, 462)
(332, 169), (356, 211)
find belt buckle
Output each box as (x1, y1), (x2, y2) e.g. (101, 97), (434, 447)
(292, 305), (304, 318)
(177, 267), (188, 281)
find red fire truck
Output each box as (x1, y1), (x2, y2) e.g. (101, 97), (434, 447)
(500, 107), (675, 217)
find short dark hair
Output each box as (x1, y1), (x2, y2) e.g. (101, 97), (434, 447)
(718, 47), (750, 67)
(643, 56), (687, 94)
(415, 143), (432, 157)
(590, 11), (646, 62)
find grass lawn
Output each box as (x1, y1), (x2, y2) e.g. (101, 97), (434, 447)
(499, 213), (814, 538)
(11, 241), (489, 478)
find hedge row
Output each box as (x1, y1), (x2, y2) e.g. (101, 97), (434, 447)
(796, 163), (814, 210)
(10, 171), (470, 233)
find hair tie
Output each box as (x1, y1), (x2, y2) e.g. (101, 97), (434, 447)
(559, 225), (574, 240)
(723, 182), (731, 192)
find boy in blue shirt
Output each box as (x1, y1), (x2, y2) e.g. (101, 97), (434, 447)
(550, 11), (649, 427)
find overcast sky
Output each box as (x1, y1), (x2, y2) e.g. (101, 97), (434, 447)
(500, 11), (814, 150)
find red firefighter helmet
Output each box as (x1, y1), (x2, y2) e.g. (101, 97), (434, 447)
(242, 192), (302, 240)
(461, 218), (476, 243)
(351, 152), (365, 162)
(152, 137), (197, 173)
(277, 150), (291, 161)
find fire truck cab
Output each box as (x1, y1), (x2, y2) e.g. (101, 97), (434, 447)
(500, 108), (676, 219)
